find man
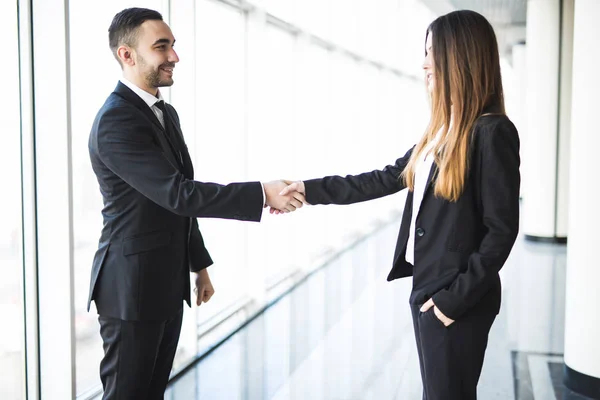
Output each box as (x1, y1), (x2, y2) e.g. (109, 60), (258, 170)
(88, 7), (302, 399)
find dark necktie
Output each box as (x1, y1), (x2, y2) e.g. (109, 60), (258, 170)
(155, 100), (183, 167)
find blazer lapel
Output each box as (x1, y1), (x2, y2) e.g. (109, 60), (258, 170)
(154, 122), (182, 170)
(415, 162), (438, 222)
(423, 163), (438, 198)
(113, 82), (182, 169)
(162, 105), (193, 177)
(114, 82), (163, 131)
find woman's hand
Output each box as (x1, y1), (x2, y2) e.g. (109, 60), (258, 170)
(420, 298), (455, 327)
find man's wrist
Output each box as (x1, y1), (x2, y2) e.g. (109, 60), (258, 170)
(260, 182), (266, 207)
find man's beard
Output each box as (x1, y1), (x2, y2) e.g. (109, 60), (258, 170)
(137, 54), (174, 88)
(145, 67), (172, 88)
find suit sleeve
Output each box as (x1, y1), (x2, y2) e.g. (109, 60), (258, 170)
(304, 146), (415, 205)
(95, 106), (263, 221)
(432, 119), (520, 320)
(188, 218), (214, 272)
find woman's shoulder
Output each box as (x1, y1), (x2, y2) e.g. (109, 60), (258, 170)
(473, 113), (518, 136)
(475, 112), (513, 126)
(472, 113), (520, 150)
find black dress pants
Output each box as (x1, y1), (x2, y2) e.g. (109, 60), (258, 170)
(410, 294), (497, 400)
(98, 308), (183, 400)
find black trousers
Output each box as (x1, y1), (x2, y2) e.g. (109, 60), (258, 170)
(410, 294), (497, 400)
(98, 308), (183, 400)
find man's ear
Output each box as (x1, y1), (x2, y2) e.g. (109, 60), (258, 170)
(117, 45), (135, 67)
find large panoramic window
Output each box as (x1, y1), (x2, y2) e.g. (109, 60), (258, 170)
(0, 1), (25, 399)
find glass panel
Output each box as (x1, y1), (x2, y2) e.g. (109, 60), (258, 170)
(289, 40), (331, 265)
(68, 1), (165, 395)
(330, 0), (359, 52)
(0, 1), (25, 399)
(323, 53), (361, 247)
(295, 0), (330, 39)
(193, 0), (249, 326)
(259, 0), (294, 22)
(255, 25), (296, 283)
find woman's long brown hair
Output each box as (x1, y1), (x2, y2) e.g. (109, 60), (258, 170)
(401, 10), (505, 202)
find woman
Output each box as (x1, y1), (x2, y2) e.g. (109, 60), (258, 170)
(277, 10), (520, 400)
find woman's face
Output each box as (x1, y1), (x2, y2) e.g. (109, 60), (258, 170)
(423, 32), (434, 93)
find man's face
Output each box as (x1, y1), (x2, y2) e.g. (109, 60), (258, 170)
(132, 20), (179, 89)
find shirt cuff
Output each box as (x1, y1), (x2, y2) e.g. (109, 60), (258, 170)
(260, 182), (266, 207)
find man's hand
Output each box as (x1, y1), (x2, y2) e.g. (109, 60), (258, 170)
(270, 180), (306, 215)
(264, 180), (306, 213)
(420, 298), (455, 327)
(194, 268), (215, 306)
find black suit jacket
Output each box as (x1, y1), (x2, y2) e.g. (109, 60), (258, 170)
(304, 114), (520, 320)
(88, 82), (263, 321)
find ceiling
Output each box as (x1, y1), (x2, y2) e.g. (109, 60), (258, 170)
(420, 0), (527, 62)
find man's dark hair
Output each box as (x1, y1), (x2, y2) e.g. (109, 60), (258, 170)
(108, 8), (163, 65)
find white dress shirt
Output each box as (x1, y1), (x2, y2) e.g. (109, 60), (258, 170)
(405, 128), (443, 265)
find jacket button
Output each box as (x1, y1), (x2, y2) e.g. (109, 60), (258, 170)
(416, 227), (425, 237)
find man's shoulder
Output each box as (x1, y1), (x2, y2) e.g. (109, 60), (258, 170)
(100, 91), (133, 113)
(94, 91), (139, 124)
(90, 95), (132, 141)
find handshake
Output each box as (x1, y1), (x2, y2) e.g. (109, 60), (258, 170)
(263, 180), (307, 215)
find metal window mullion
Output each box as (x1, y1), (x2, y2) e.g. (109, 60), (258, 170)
(18, 0), (40, 399)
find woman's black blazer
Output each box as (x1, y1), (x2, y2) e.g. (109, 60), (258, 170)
(304, 114), (520, 320)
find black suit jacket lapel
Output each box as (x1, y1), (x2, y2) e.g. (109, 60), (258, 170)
(113, 82), (182, 169)
(392, 162), (437, 267)
(162, 105), (193, 177)
(114, 82), (163, 130)
(423, 163), (438, 199)
(412, 162), (438, 225)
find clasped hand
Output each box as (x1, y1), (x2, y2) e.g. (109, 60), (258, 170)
(263, 180), (306, 214)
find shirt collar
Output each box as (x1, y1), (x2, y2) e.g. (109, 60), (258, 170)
(120, 77), (164, 108)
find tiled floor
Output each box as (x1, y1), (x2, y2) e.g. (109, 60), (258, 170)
(165, 220), (596, 399)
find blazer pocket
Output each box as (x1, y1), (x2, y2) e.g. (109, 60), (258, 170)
(122, 231), (172, 256)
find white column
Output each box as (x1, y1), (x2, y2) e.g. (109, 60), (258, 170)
(523, 0), (569, 242)
(563, 0), (600, 397)
(510, 42), (526, 197)
(556, 0), (574, 238)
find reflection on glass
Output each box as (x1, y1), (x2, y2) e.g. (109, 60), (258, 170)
(0, 2), (24, 399)
(166, 222), (412, 399)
